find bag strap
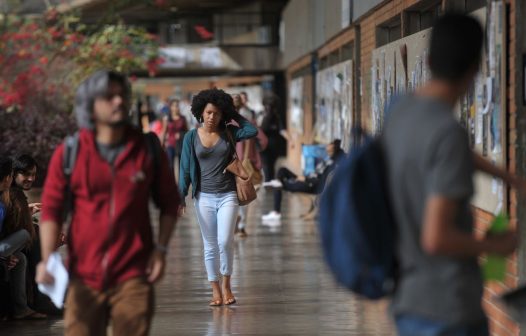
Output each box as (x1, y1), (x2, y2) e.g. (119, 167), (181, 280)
(225, 128), (238, 160)
(243, 138), (251, 160)
(144, 132), (162, 208)
(62, 131), (80, 223)
(62, 131), (163, 215)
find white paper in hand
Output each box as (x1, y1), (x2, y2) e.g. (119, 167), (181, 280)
(37, 252), (69, 308)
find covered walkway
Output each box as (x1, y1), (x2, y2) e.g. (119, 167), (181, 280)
(1, 190), (393, 335)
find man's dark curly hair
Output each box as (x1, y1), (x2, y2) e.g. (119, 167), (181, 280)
(191, 89), (237, 128)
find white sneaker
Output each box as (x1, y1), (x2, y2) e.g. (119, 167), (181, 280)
(262, 211), (282, 221)
(262, 179), (283, 189)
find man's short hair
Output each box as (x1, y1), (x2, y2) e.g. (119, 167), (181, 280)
(74, 70), (131, 129)
(13, 154), (37, 175)
(429, 13), (483, 81)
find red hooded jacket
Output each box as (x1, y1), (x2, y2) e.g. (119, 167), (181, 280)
(41, 127), (180, 290)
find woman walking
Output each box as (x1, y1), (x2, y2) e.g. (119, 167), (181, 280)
(179, 89), (257, 306)
(163, 99), (189, 179)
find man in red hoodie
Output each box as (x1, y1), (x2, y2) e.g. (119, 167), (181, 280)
(36, 70), (180, 336)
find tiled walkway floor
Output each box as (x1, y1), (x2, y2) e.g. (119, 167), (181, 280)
(1, 189), (395, 335)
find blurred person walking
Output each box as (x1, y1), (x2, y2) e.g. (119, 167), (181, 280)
(232, 94), (268, 237)
(238, 91), (256, 121)
(259, 94), (291, 181)
(163, 99), (189, 179)
(179, 89), (257, 305)
(36, 70), (180, 336)
(382, 14), (522, 336)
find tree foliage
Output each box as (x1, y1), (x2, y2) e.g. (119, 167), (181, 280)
(0, 5), (161, 182)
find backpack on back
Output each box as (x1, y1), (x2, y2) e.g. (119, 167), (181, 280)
(318, 133), (397, 299)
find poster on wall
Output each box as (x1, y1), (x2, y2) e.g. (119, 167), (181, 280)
(369, 5), (506, 214)
(371, 30), (431, 134)
(289, 77), (304, 134)
(315, 60), (353, 150)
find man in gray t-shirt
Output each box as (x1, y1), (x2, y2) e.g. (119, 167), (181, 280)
(382, 14), (520, 335)
(384, 95), (484, 325)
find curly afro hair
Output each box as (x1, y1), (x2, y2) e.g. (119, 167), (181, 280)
(191, 88), (237, 127)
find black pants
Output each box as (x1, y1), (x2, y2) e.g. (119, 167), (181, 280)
(273, 168), (317, 212)
(261, 150), (279, 181)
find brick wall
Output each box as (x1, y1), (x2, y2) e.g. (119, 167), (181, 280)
(285, 54), (313, 173)
(286, 0), (521, 334)
(359, 1), (520, 334)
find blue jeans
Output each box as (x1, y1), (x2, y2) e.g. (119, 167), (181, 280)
(0, 230), (32, 315)
(396, 314), (489, 336)
(194, 192), (239, 281)
(0, 229), (30, 258)
(165, 146), (176, 171)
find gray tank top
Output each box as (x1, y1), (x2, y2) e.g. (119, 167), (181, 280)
(194, 133), (236, 193)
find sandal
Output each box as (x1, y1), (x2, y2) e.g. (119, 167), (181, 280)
(209, 298), (223, 306)
(237, 228), (248, 238)
(223, 295), (236, 305)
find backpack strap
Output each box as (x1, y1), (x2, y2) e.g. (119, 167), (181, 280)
(62, 132), (79, 223)
(144, 132), (162, 208)
(61, 131), (163, 214)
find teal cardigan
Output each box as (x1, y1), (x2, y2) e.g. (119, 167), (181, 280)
(178, 118), (258, 204)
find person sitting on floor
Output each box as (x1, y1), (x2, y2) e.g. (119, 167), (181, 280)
(10, 154), (62, 315)
(0, 156), (45, 320)
(261, 139), (345, 222)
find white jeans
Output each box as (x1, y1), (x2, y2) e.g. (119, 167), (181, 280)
(238, 206), (248, 229)
(194, 191), (239, 281)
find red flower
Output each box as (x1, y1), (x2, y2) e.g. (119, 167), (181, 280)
(12, 33), (32, 41)
(2, 92), (22, 106)
(154, 0), (169, 8)
(69, 33), (84, 43)
(28, 65), (43, 76)
(47, 27), (63, 39)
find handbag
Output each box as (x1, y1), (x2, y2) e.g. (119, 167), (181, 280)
(242, 139), (263, 186)
(224, 130), (257, 206)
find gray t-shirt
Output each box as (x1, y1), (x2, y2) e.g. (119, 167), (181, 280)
(382, 95), (484, 325)
(96, 142), (126, 166)
(194, 133), (236, 193)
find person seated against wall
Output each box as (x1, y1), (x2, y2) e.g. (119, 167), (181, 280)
(0, 156), (45, 320)
(261, 139), (345, 223)
(10, 154), (61, 315)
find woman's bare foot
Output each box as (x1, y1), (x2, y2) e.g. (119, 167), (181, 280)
(222, 275), (236, 305)
(209, 281), (223, 306)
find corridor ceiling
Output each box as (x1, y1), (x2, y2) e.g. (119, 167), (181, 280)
(57, 0), (287, 23)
